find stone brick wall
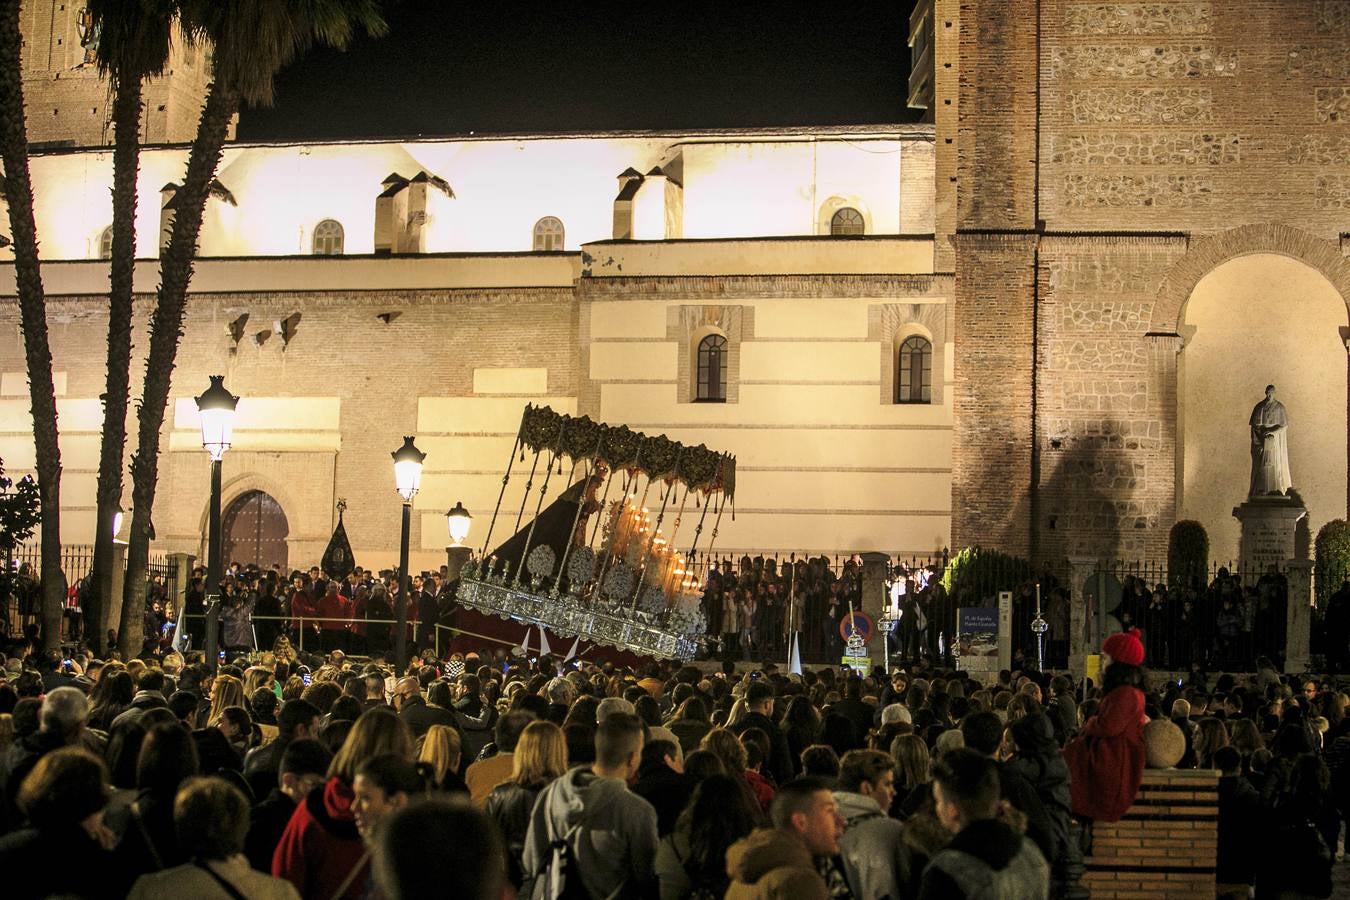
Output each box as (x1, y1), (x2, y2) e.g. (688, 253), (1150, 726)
(948, 0), (1350, 568)
(956, 0), (1040, 231)
(19, 0), (218, 147)
(1040, 0), (1350, 239)
(952, 233), (1037, 557)
(1037, 237), (1187, 561)
(1082, 768), (1220, 899)
(0, 287), (579, 572)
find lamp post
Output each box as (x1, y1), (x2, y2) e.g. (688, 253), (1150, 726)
(445, 500), (472, 581)
(196, 375), (238, 672)
(392, 435), (425, 673)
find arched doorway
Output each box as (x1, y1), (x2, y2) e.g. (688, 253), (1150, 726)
(222, 490), (290, 571)
(1179, 253), (1348, 559)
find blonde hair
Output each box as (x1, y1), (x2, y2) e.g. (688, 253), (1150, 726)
(243, 666), (273, 698)
(418, 725), (462, 787)
(207, 675), (244, 727)
(725, 698), (748, 729)
(700, 727), (747, 773)
(329, 708), (413, 783)
(891, 733), (931, 789)
(1194, 718), (1231, 767)
(511, 721), (568, 787)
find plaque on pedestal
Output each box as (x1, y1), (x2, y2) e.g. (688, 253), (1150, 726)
(1233, 494), (1307, 573)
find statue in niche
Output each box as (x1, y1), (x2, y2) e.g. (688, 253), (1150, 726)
(1249, 384), (1292, 498)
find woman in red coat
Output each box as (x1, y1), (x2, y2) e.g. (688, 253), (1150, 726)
(1065, 628), (1147, 823)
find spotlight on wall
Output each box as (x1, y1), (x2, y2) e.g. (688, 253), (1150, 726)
(376, 311), (401, 325)
(252, 329), (272, 348)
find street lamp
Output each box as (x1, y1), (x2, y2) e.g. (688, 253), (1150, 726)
(392, 435), (425, 672)
(446, 501), (472, 546)
(196, 375), (238, 672)
(445, 500), (473, 585)
(111, 503), (125, 542)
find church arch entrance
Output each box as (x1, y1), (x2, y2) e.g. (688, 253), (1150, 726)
(222, 490), (290, 571)
(1178, 253), (1347, 560)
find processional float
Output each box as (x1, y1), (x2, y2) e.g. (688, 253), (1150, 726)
(454, 404), (736, 660)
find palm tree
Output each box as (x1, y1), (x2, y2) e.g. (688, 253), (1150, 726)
(86, 0), (180, 656)
(119, 0), (387, 657)
(0, 4), (66, 651)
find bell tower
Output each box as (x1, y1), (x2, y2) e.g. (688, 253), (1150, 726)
(19, 0), (230, 148)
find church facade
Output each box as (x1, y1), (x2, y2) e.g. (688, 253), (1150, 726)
(1, 0), (1348, 575)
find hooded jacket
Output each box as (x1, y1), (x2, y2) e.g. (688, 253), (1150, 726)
(833, 790), (911, 900)
(1005, 712), (1071, 867)
(724, 827), (828, 900)
(521, 766), (658, 899)
(918, 818), (1049, 900)
(271, 777), (368, 900)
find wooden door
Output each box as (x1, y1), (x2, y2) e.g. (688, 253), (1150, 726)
(222, 490), (289, 571)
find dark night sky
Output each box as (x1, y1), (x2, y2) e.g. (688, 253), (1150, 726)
(237, 1), (922, 142)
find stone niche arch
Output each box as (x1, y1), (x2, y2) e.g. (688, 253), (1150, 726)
(198, 472), (305, 570)
(1176, 252), (1348, 560)
(1152, 224), (1350, 335)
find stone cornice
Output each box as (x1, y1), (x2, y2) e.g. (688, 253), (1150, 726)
(576, 273), (952, 300)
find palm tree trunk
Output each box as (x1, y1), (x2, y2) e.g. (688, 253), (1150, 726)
(90, 75), (144, 657)
(0, 3), (64, 652)
(119, 80), (239, 659)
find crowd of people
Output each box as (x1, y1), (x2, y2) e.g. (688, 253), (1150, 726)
(0, 613), (1344, 899)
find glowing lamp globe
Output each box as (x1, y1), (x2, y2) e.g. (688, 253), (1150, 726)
(391, 435), (426, 501)
(446, 501), (472, 546)
(194, 375), (239, 461)
(112, 504), (124, 539)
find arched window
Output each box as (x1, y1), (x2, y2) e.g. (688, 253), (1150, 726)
(312, 219), (344, 255)
(97, 225), (114, 260)
(533, 216), (564, 251)
(830, 207), (866, 236)
(896, 336), (932, 404)
(696, 333), (727, 402)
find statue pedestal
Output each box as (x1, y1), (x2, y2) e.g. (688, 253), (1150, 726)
(1233, 495), (1307, 572)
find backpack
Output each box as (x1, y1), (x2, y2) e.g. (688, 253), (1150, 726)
(544, 822), (590, 900)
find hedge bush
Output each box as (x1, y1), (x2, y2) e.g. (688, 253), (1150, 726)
(1315, 519), (1350, 607)
(941, 546), (1033, 606)
(1166, 520), (1209, 588)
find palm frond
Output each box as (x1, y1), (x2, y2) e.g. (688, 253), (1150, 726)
(187, 0), (388, 107)
(85, 0), (181, 84)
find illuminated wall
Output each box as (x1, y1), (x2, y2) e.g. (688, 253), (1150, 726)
(17, 127), (935, 261)
(0, 122), (952, 569)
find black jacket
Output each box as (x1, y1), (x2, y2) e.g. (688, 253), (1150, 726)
(243, 735), (290, 800)
(733, 712), (794, 787)
(1217, 774), (1261, 885)
(829, 698), (877, 751)
(246, 788), (298, 872)
(398, 696), (460, 741)
(633, 763), (692, 837)
(0, 824), (130, 899)
(917, 818), (1048, 900)
(484, 780), (546, 888)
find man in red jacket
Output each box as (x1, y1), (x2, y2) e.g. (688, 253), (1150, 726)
(317, 581), (353, 653)
(288, 577), (320, 649)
